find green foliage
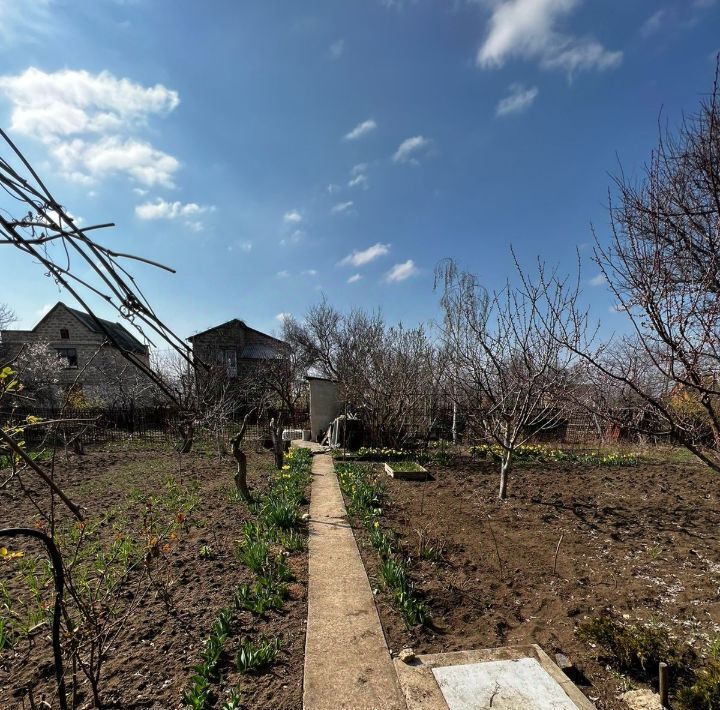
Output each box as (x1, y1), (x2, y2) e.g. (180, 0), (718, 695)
(578, 616), (691, 676)
(234, 578), (288, 615)
(235, 637), (279, 673)
(182, 608), (233, 709)
(678, 660), (720, 709)
(337, 462), (429, 628)
(198, 545), (215, 560)
(220, 689), (243, 710)
(471, 443), (640, 466)
(259, 495), (299, 530)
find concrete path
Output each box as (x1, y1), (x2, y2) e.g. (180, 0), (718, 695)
(299, 442), (407, 710)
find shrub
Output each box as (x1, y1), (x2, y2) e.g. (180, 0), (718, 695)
(678, 660), (720, 709)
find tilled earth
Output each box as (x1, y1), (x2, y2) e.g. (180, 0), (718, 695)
(0, 444), (308, 710)
(352, 456), (720, 709)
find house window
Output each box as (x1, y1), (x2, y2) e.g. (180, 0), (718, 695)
(60, 328), (69, 339)
(223, 349), (237, 377)
(55, 347), (78, 368)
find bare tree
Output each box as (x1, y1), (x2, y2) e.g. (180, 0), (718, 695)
(287, 301), (446, 447)
(561, 61), (720, 470)
(436, 258), (582, 500)
(0, 302), (15, 333)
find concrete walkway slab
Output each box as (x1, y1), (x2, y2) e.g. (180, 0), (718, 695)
(299, 443), (407, 710)
(394, 646), (595, 710)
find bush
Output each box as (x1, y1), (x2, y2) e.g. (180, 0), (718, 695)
(678, 660), (720, 709)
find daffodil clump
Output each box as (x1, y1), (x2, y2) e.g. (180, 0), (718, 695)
(470, 443), (639, 466)
(336, 462), (428, 627)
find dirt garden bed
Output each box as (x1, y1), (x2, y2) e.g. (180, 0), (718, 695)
(0, 442), (309, 709)
(345, 453), (720, 709)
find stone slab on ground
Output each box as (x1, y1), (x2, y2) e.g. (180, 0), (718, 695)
(395, 646), (595, 710)
(621, 689), (662, 710)
(298, 442), (407, 710)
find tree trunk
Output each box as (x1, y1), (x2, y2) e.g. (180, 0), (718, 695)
(177, 419), (194, 454)
(270, 415), (285, 470)
(230, 409), (254, 502)
(498, 452), (511, 500)
(231, 434), (252, 503)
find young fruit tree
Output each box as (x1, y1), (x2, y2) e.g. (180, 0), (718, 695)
(566, 61), (720, 471)
(436, 258), (582, 500)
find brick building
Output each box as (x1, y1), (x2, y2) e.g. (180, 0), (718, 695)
(188, 318), (286, 379)
(0, 302), (157, 406)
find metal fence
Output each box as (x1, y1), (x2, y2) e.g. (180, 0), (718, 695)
(1, 406), (310, 447)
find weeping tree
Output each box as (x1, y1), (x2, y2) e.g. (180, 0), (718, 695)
(436, 258), (583, 500)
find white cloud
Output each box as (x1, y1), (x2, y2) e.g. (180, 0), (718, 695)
(640, 10), (666, 38)
(0, 0), (52, 47)
(344, 119), (377, 141)
(0, 67), (181, 185)
(476, 0), (622, 77)
(496, 83), (539, 116)
(348, 173), (369, 189)
(589, 272), (606, 287)
(393, 135), (430, 164)
(227, 241), (252, 253)
(276, 270), (290, 278)
(275, 312), (291, 321)
(283, 209), (302, 224)
(53, 137), (180, 187)
(331, 200), (354, 214)
(329, 38), (345, 59)
(135, 198), (209, 220)
(385, 259), (418, 283)
(348, 163), (369, 189)
(303, 269), (318, 277)
(347, 273), (362, 284)
(280, 229), (304, 246)
(340, 242), (390, 267)
(327, 183), (341, 194)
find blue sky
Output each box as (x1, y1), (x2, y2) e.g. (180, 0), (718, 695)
(0, 0), (718, 344)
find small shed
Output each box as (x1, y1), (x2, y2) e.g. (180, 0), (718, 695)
(306, 375), (339, 442)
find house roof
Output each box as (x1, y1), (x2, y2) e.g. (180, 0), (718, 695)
(35, 302), (147, 354)
(187, 318), (286, 347)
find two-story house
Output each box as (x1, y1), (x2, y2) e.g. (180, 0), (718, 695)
(188, 319), (286, 380)
(0, 301), (156, 406)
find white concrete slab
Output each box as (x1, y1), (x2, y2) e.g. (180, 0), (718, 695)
(432, 658), (580, 710)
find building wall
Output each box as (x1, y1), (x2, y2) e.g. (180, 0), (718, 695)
(309, 378), (339, 442)
(1, 305), (156, 406)
(191, 321), (282, 369)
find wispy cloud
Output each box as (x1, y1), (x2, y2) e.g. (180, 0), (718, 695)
(276, 270), (290, 278)
(347, 273), (362, 284)
(228, 241), (252, 253)
(327, 183), (341, 194)
(496, 83), (539, 116)
(329, 38), (345, 59)
(280, 229), (304, 246)
(589, 272), (606, 287)
(385, 259), (418, 283)
(340, 242), (390, 267)
(0, 67), (181, 186)
(275, 312), (291, 321)
(640, 9), (667, 37)
(303, 269), (318, 277)
(344, 119), (377, 141)
(348, 163), (369, 189)
(476, 0), (622, 77)
(283, 209), (302, 224)
(331, 200), (354, 214)
(393, 135), (430, 164)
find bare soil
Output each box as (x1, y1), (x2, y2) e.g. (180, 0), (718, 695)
(352, 457), (720, 709)
(0, 443), (308, 709)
